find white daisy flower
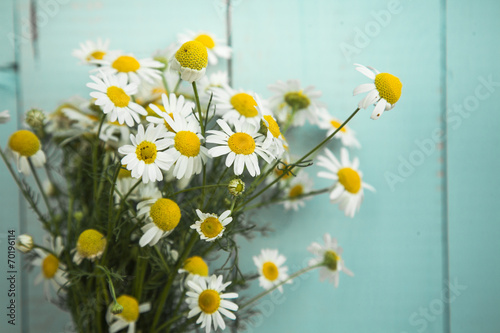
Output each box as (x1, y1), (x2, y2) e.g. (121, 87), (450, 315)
(32, 236), (67, 301)
(170, 40), (208, 83)
(253, 249), (291, 293)
(317, 148), (375, 218)
(118, 124), (173, 183)
(211, 86), (262, 126)
(72, 229), (107, 265)
(256, 96), (286, 159)
(137, 198), (181, 247)
(178, 31), (231, 65)
(87, 72), (147, 126)
(146, 93), (195, 133)
(186, 275), (238, 333)
(7, 129), (46, 175)
(191, 209), (232, 242)
(72, 38), (110, 65)
(307, 233), (354, 287)
(206, 119), (274, 177)
(0, 110), (11, 124)
(93, 52), (163, 84)
(282, 172), (313, 211)
(106, 295), (151, 333)
(268, 79), (324, 127)
(317, 109), (361, 149)
(353, 63), (403, 120)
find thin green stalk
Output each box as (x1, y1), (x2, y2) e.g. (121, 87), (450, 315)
(162, 74), (170, 94)
(28, 159), (56, 222)
(192, 81), (205, 135)
(282, 105), (298, 134)
(240, 263), (322, 310)
(173, 76), (182, 93)
(238, 107), (361, 209)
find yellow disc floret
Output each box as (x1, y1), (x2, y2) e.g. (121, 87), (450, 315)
(112, 55), (141, 73)
(198, 289), (220, 314)
(76, 229), (106, 259)
(284, 91), (310, 110)
(337, 167), (361, 194)
(374, 73), (402, 105)
(175, 131), (201, 157)
(175, 41), (208, 70)
(230, 93), (258, 118)
(42, 254), (59, 279)
(107, 86), (130, 107)
(195, 34), (215, 49)
(87, 50), (106, 61)
(135, 141), (157, 164)
(9, 130), (41, 157)
(330, 120), (347, 133)
(118, 165), (132, 179)
(116, 295), (140, 322)
(262, 262), (279, 281)
(263, 115), (281, 138)
(149, 198), (181, 232)
(183, 256), (209, 276)
(200, 217), (223, 239)
(227, 133), (255, 155)
(288, 184), (304, 198)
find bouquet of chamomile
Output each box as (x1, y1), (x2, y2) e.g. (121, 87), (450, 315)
(1, 31), (402, 332)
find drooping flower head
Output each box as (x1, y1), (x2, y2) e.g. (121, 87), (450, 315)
(106, 294), (151, 333)
(171, 40), (208, 83)
(137, 198), (181, 247)
(178, 31), (231, 66)
(7, 129), (46, 175)
(73, 229), (107, 264)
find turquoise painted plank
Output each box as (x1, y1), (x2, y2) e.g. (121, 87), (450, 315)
(233, 0), (447, 332)
(447, 1), (500, 332)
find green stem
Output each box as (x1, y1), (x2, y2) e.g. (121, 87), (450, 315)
(173, 76), (182, 93)
(162, 73), (170, 94)
(192, 81), (204, 135)
(240, 263), (322, 310)
(282, 106), (298, 134)
(28, 159), (56, 222)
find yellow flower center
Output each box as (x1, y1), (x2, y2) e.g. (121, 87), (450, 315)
(8, 130), (40, 157)
(374, 73), (402, 105)
(77, 229), (106, 259)
(330, 120), (347, 133)
(289, 184), (304, 198)
(107, 86), (130, 108)
(227, 133), (255, 155)
(195, 34), (215, 49)
(274, 162), (292, 180)
(337, 167), (361, 194)
(262, 262), (279, 281)
(42, 254), (59, 279)
(183, 256), (209, 276)
(112, 55), (141, 73)
(116, 295), (140, 323)
(263, 115), (281, 138)
(87, 50), (106, 61)
(200, 217), (224, 239)
(149, 198), (181, 231)
(323, 250), (339, 271)
(118, 165), (131, 179)
(135, 141), (157, 164)
(230, 93), (258, 118)
(284, 91), (310, 110)
(175, 41), (208, 70)
(174, 131), (201, 157)
(198, 289), (220, 314)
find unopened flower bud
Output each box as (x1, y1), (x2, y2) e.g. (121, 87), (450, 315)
(228, 178), (245, 197)
(25, 108), (46, 129)
(111, 302), (124, 315)
(16, 234), (34, 253)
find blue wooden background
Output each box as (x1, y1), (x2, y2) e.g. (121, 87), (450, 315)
(1, 0), (499, 332)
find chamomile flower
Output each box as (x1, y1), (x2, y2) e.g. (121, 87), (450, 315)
(179, 256), (209, 277)
(94, 52), (163, 84)
(307, 233), (353, 287)
(253, 249), (291, 293)
(106, 295), (151, 333)
(146, 93), (195, 132)
(317, 110), (361, 149)
(186, 275), (239, 333)
(72, 38), (109, 65)
(257, 97), (286, 158)
(137, 198), (181, 247)
(206, 119), (274, 177)
(282, 172), (313, 211)
(32, 236), (67, 301)
(178, 31), (231, 65)
(268, 79), (324, 127)
(72, 229), (107, 264)
(87, 72), (147, 126)
(0, 110), (11, 124)
(211, 86), (262, 126)
(170, 40), (208, 83)
(118, 124), (173, 183)
(317, 148), (375, 218)
(353, 63), (402, 119)
(191, 209), (232, 242)
(7, 129), (46, 175)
